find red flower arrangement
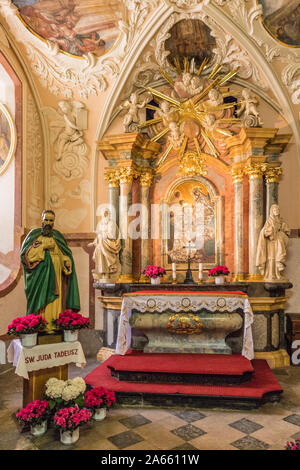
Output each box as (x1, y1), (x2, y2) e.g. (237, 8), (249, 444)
(141, 265), (166, 279)
(53, 310), (90, 331)
(7, 314), (47, 336)
(53, 405), (92, 432)
(84, 387), (116, 410)
(286, 437), (300, 450)
(208, 265), (230, 277)
(16, 400), (50, 425)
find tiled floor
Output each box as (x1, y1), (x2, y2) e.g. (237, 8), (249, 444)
(1, 359), (300, 450)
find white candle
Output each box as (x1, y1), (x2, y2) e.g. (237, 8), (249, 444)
(172, 263), (176, 280)
(198, 263), (203, 280)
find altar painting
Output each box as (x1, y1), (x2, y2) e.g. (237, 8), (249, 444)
(12, 0), (122, 57)
(258, 0), (300, 46)
(164, 180), (216, 267)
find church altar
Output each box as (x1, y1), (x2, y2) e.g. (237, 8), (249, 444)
(115, 290), (254, 360)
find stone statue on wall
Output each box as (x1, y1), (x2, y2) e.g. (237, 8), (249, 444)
(42, 100), (89, 180)
(20, 210), (80, 332)
(89, 209), (121, 283)
(256, 204), (290, 282)
(120, 92), (150, 132)
(236, 88), (263, 127)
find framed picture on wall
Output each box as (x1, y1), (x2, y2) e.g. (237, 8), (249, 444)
(0, 103), (16, 177)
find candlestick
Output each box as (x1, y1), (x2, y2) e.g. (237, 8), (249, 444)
(171, 263), (176, 283)
(198, 263), (203, 284)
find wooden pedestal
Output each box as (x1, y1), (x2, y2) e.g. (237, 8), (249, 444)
(23, 365), (68, 407)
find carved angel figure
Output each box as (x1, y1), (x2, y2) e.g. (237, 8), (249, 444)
(157, 100), (179, 127)
(237, 88), (263, 127)
(174, 72), (204, 99)
(206, 89), (223, 108)
(120, 92), (149, 132)
(42, 100), (88, 180)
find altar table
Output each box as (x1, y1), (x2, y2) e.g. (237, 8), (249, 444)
(115, 291), (254, 360)
(7, 340), (86, 406)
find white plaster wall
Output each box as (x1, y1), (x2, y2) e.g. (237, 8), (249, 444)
(285, 238), (300, 313)
(94, 291), (104, 330)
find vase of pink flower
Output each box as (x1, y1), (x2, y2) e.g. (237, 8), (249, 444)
(141, 265), (166, 285)
(84, 386), (116, 421)
(53, 405), (92, 445)
(7, 314), (47, 348)
(208, 265), (230, 285)
(53, 310), (89, 342)
(16, 400), (50, 436)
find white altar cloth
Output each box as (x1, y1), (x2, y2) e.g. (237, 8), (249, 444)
(115, 290), (254, 360)
(7, 339), (86, 379)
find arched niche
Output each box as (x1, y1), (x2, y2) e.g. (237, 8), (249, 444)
(160, 175), (224, 274)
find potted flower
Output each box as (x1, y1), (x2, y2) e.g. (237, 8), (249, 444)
(7, 314), (47, 347)
(84, 386), (116, 421)
(45, 377), (86, 411)
(53, 405), (92, 445)
(208, 265), (230, 285)
(53, 310), (89, 342)
(16, 400), (50, 436)
(141, 265), (166, 285)
(286, 437), (300, 450)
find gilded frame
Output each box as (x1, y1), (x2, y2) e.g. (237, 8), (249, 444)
(0, 103), (17, 177)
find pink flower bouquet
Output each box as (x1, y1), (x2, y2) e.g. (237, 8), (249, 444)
(16, 400), (50, 426)
(7, 314), (47, 336)
(84, 387), (116, 411)
(53, 310), (90, 331)
(53, 405), (91, 433)
(141, 265), (166, 279)
(286, 437), (300, 450)
(208, 265), (230, 277)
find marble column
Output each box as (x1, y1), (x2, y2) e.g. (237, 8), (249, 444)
(245, 163), (266, 280)
(265, 167), (282, 216)
(118, 168), (134, 282)
(140, 172), (153, 279)
(231, 167), (244, 281)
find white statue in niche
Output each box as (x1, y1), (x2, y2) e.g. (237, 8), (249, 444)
(120, 91), (150, 132)
(236, 88), (263, 127)
(256, 204), (290, 282)
(89, 209), (121, 283)
(43, 100), (88, 180)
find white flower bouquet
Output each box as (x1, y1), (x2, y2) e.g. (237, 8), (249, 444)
(45, 377), (86, 410)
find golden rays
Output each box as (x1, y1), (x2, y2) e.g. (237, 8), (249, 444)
(139, 57), (241, 167)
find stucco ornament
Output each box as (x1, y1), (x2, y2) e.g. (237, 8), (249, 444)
(256, 204), (290, 282)
(43, 101), (89, 181)
(236, 88), (263, 127)
(89, 209), (121, 283)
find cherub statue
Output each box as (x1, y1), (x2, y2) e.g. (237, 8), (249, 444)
(174, 72), (204, 99)
(190, 75), (204, 96)
(202, 113), (217, 132)
(168, 121), (184, 148)
(157, 100), (179, 128)
(237, 88), (263, 127)
(120, 92), (149, 132)
(206, 89), (223, 108)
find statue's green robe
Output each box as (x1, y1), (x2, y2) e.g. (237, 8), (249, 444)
(21, 228), (80, 315)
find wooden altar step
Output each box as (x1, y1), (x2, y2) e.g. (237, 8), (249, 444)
(84, 353), (283, 410)
(107, 351), (254, 385)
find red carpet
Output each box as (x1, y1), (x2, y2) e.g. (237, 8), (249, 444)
(85, 358), (282, 399)
(107, 351), (253, 376)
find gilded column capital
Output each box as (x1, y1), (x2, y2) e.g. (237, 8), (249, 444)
(265, 166), (282, 183)
(118, 166), (139, 184)
(231, 167), (244, 184)
(140, 171), (153, 187)
(244, 163), (267, 179)
(104, 169), (120, 187)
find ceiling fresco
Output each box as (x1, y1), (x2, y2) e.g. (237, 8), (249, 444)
(258, 0), (300, 46)
(12, 0), (123, 57)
